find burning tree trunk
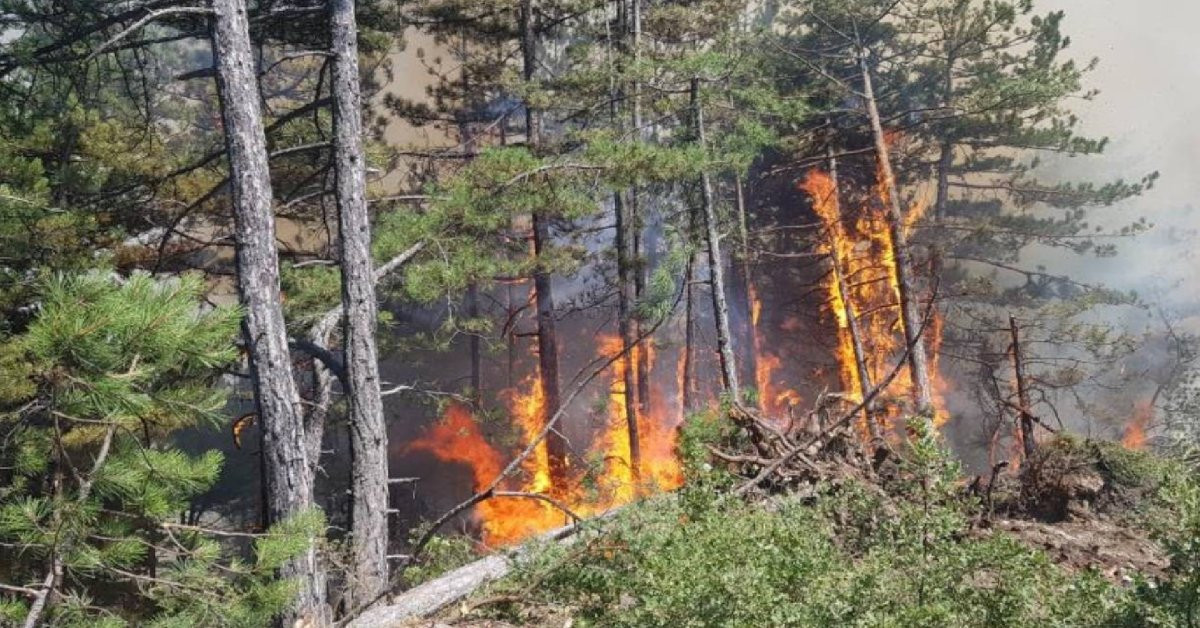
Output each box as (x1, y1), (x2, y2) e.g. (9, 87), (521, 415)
(692, 77), (740, 399)
(211, 0), (327, 621)
(825, 151), (880, 441)
(615, 190), (643, 476)
(1008, 315), (1037, 460)
(330, 0), (388, 606)
(857, 52), (934, 420)
(522, 0), (569, 483)
(628, 0), (652, 425)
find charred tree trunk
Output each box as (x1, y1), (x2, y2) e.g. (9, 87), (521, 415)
(826, 151), (879, 441)
(681, 243), (698, 415)
(1008, 315), (1037, 460)
(692, 77), (740, 399)
(522, 0), (568, 483)
(468, 283), (483, 403)
(212, 0), (327, 622)
(858, 53), (934, 420)
(330, 0), (388, 607)
(681, 190), (699, 415)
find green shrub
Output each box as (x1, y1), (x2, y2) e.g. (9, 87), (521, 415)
(489, 419), (1142, 627)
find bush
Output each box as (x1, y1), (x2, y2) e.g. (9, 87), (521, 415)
(482, 420), (1149, 627)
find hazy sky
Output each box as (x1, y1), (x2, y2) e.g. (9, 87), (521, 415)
(1033, 0), (1199, 313)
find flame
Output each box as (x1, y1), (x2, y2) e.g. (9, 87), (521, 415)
(404, 403), (566, 545)
(748, 283), (802, 416)
(505, 375), (554, 495)
(801, 161), (948, 437)
(598, 334), (683, 494)
(1121, 400), (1153, 450)
(406, 332), (683, 547)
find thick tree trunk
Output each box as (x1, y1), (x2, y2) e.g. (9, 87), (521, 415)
(330, 0), (388, 608)
(1008, 315), (1037, 460)
(212, 3), (326, 621)
(691, 78), (740, 399)
(858, 53), (934, 420)
(522, 0), (568, 483)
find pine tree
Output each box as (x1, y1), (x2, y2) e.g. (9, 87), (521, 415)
(0, 272), (322, 626)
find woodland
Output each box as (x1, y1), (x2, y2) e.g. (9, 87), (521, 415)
(0, 0), (1198, 626)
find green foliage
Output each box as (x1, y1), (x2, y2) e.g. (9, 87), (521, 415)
(474, 420), (1200, 627)
(402, 533), (480, 587)
(1130, 471), (1200, 625)
(501, 483), (1123, 626)
(0, 272), (318, 625)
(676, 408), (742, 487)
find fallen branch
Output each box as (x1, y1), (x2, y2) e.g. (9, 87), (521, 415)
(734, 284), (939, 496)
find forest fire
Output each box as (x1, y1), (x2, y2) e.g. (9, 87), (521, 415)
(1122, 400), (1154, 450)
(405, 334), (683, 547)
(749, 284), (803, 416)
(802, 165), (949, 438)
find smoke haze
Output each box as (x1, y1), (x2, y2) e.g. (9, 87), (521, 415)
(1039, 0), (1199, 317)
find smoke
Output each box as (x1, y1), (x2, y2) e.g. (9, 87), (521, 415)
(1034, 0), (1200, 317)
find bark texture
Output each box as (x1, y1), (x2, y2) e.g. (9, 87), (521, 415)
(330, 0), (389, 607)
(858, 53), (934, 419)
(211, 0), (327, 621)
(692, 77), (740, 399)
(615, 190), (643, 476)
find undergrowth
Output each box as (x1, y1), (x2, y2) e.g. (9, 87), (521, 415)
(453, 416), (1200, 627)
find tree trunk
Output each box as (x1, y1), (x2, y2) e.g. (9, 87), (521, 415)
(611, 0), (641, 477)
(691, 77), (740, 399)
(629, 0), (652, 424)
(211, 0), (328, 622)
(826, 151), (879, 441)
(1008, 315), (1037, 460)
(330, 0), (389, 608)
(615, 190), (642, 477)
(522, 0), (568, 484)
(681, 243), (697, 416)
(730, 175), (759, 405)
(468, 283), (483, 403)
(858, 53), (934, 420)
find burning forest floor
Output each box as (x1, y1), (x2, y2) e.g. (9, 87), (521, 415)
(363, 405), (1200, 628)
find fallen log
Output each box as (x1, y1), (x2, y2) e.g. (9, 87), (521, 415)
(346, 509), (623, 627)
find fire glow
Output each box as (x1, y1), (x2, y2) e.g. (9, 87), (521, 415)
(405, 335), (683, 547)
(802, 162), (949, 437)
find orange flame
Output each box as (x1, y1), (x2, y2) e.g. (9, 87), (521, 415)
(801, 161), (949, 437)
(748, 283), (802, 417)
(407, 332), (683, 547)
(1122, 400), (1153, 450)
(404, 403), (567, 545)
